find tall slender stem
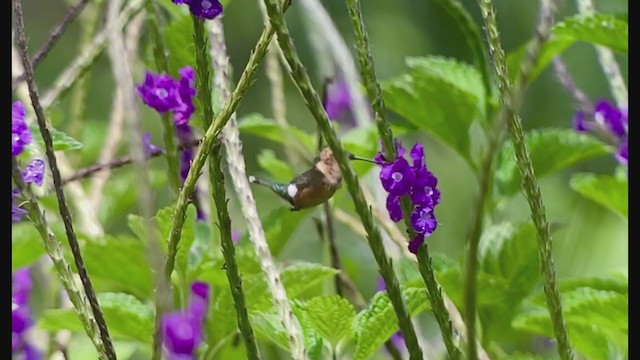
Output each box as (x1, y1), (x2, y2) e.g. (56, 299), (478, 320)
(477, 1), (574, 359)
(12, 159), (108, 360)
(13, 1), (116, 358)
(343, 0), (460, 357)
(257, 0), (424, 358)
(208, 17), (262, 360)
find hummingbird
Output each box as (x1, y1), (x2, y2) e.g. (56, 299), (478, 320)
(248, 147), (377, 211)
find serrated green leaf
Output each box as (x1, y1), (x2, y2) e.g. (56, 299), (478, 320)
(298, 295), (356, 347)
(353, 287), (431, 360)
(38, 293), (154, 343)
(257, 149), (295, 183)
(160, 13), (196, 77)
(12, 223), (45, 270)
(29, 125), (83, 151)
(81, 235), (154, 299)
(238, 114), (316, 153)
(559, 274), (628, 294)
(495, 129), (611, 197)
(570, 173), (628, 219)
(513, 287), (628, 358)
(507, 13), (627, 83)
(382, 56), (483, 165)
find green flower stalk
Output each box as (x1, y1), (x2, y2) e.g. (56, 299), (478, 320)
(477, 0), (574, 359)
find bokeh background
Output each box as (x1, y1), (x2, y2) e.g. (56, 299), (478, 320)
(18, 0), (627, 357)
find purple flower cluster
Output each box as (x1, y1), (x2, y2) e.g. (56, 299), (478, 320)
(573, 99), (628, 165)
(12, 268), (42, 360)
(12, 101), (46, 222)
(375, 141), (441, 254)
(376, 278), (406, 354)
(161, 281), (210, 359)
(172, 0), (223, 20)
(323, 78), (354, 125)
(137, 67), (206, 221)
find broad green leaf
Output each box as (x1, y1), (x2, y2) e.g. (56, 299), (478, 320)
(189, 246), (262, 287)
(382, 56), (484, 164)
(495, 129), (611, 197)
(38, 293), (154, 343)
(29, 125), (83, 152)
(160, 13), (195, 77)
(479, 222), (539, 297)
(126, 213), (146, 242)
(353, 287), (430, 360)
(513, 287), (628, 358)
(570, 173), (628, 219)
(257, 149), (295, 182)
(298, 295), (356, 347)
(553, 13), (628, 54)
(238, 114), (316, 153)
(12, 224), (45, 270)
(559, 274), (628, 294)
(507, 13), (627, 83)
(81, 235), (154, 299)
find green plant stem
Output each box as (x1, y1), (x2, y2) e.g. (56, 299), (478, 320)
(13, 1), (116, 358)
(343, 0), (460, 358)
(144, 0), (181, 197)
(477, 1), (574, 359)
(431, 0), (494, 124)
(207, 17), (262, 360)
(12, 159), (108, 360)
(258, 0), (424, 358)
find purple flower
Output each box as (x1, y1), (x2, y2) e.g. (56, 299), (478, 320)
(12, 188), (28, 222)
(22, 159), (45, 187)
(232, 230), (240, 244)
(12, 268), (41, 359)
(380, 157), (414, 195)
(137, 72), (180, 113)
(161, 312), (202, 358)
(385, 194), (403, 222)
(161, 281), (210, 359)
(408, 234), (425, 254)
(376, 277), (386, 292)
(410, 206), (437, 235)
(12, 101), (33, 157)
(374, 139), (406, 165)
(174, 66), (197, 126)
(390, 331), (406, 352)
(12, 268), (32, 307)
(616, 141), (628, 165)
(185, 0), (223, 20)
(572, 111), (590, 132)
(323, 78), (354, 124)
(594, 99), (626, 139)
(143, 133), (164, 157)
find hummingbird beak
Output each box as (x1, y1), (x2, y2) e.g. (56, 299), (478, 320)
(346, 152), (378, 164)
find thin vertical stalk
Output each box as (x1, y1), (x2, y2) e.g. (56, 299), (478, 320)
(12, 159), (108, 360)
(477, 1), (574, 359)
(257, 0), (424, 358)
(13, 1), (116, 358)
(145, 0), (182, 196)
(575, 0), (627, 109)
(208, 18), (262, 360)
(343, 0), (460, 357)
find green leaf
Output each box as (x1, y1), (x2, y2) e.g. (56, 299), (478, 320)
(513, 287), (628, 359)
(495, 129), (611, 197)
(238, 114), (316, 153)
(156, 205), (197, 277)
(29, 125), (83, 151)
(559, 274), (628, 294)
(257, 149), (295, 183)
(353, 287), (431, 360)
(161, 13), (196, 77)
(12, 223), (46, 270)
(38, 293), (154, 343)
(382, 56), (484, 165)
(81, 235), (154, 299)
(298, 295), (356, 347)
(507, 13), (627, 83)
(570, 173), (628, 219)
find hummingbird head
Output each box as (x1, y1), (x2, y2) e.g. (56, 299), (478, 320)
(315, 147), (342, 186)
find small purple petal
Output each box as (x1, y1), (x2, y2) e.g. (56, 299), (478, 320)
(12, 305), (33, 336)
(410, 143), (424, 169)
(232, 231), (240, 244)
(187, 0), (223, 20)
(189, 281), (210, 323)
(161, 312), (202, 356)
(390, 331), (406, 352)
(174, 67), (197, 126)
(410, 206), (437, 235)
(386, 194), (403, 222)
(137, 72), (180, 113)
(376, 277), (386, 292)
(22, 343), (43, 360)
(616, 142), (628, 165)
(12, 188), (28, 222)
(323, 79), (352, 123)
(594, 99), (626, 139)
(12, 268), (32, 306)
(12, 101), (33, 157)
(572, 111), (590, 133)
(143, 133), (164, 157)
(408, 234), (425, 254)
(22, 159), (45, 187)
(380, 157), (414, 195)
